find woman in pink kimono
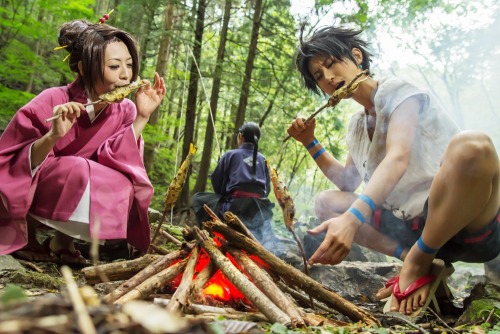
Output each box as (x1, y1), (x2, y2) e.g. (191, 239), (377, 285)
(0, 19), (166, 265)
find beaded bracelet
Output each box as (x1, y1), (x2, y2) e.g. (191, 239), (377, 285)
(312, 147), (326, 160)
(393, 245), (405, 260)
(305, 138), (319, 150)
(348, 207), (366, 224)
(359, 194), (376, 212)
(416, 236), (438, 254)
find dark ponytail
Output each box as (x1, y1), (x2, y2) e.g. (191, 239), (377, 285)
(238, 122), (261, 179)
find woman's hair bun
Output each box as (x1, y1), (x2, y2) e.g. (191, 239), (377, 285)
(57, 19), (92, 52)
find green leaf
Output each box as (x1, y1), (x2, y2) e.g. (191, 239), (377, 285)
(0, 284), (28, 305)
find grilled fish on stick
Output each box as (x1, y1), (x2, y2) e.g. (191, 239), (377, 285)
(45, 79), (147, 122)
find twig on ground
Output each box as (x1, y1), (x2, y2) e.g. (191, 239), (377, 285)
(61, 266), (96, 334)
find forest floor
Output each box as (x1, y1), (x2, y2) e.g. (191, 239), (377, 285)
(0, 220), (499, 334)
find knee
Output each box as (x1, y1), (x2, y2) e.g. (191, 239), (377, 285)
(445, 131), (499, 175)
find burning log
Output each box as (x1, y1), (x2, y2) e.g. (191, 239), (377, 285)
(189, 259), (217, 298)
(114, 258), (188, 304)
(166, 245), (200, 314)
(103, 248), (191, 304)
(82, 254), (161, 284)
(193, 227), (293, 326)
(228, 247), (305, 328)
(203, 219), (380, 326)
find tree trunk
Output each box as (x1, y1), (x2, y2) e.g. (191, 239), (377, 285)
(232, 0), (264, 148)
(193, 0), (232, 193)
(143, 1), (177, 172)
(178, 0), (207, 207)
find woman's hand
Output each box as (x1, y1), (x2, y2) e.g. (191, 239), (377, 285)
(49, 102), (85, 139)
(307, 211), (362, 265)
(135, 72), (166, 120)
(286, 117), (317, 146)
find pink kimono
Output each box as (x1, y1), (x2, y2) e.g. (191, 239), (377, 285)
(0, 80), (153, 253)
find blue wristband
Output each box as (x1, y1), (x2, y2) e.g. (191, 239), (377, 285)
(416, 237), (438, 254)
(359, 194), (376, 212)
(393, 245), (405, 260)
(312, 147), (326, 160)
(348, 207), (366, 224)
(305, 138), (319, 150)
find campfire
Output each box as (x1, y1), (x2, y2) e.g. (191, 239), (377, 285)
(82, 207), (380, 329)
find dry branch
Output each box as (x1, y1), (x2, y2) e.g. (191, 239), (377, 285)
(189, 259), (217, 298)
(193, 227), (292, 326)
(277, 280), (338, 315)
(203, 220), (380, 326)
(82, 254), (161, 284)
(61, 266), (96, 334)
(160, 229), (183, 245)
(229, 247), (305, 327)
(166, 245), (200, 314)
(114, 258), (188, 304)
(103, 248), (190, 304)
(223, 211), (258, 242)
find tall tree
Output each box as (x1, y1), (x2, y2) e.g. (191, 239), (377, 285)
(144, 1), (177, 172)
(232, 0), (264, 148)
(193, 0), (232, 193)
(178, 0), (207, 207)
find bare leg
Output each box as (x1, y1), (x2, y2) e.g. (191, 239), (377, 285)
(392, 131), (500, 314)
(49, 231), (87, 265)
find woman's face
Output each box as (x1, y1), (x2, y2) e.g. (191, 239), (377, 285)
(93, 41), (133, 99)
(308, 50), (361, 96)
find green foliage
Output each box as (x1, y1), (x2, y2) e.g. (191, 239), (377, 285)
(0, 284), (28, 305)
(0, 85), (35, 129)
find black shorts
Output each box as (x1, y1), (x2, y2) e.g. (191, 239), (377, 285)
(369, 200), (500, 264)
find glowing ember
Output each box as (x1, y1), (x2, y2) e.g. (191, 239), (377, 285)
(203, 283), (225, 299)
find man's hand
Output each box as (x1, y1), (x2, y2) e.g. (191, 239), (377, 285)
(307, 212), (361, 265)
(286, 117), (317, 146)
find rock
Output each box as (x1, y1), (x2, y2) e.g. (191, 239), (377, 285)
(0, 255), (25, 273)
(308, 261), (400, 302)
(485, 255), (500, 284)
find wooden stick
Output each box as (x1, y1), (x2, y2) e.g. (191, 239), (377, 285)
(189, 258), (217, 297)
(229, 247), (305, 327)
(166, 245), (200, 314)
(223, 211), (258, 242)
(103, 248), (190, 304)
(82, 254), (161, 284)
(149, 243), (170, 255)
(203, 220), (380, 326)
(160, 229), (183, 246)
(61, 266), (96, 334)
(154, 297), (268, 321)
(114, 258), (188, 304)
(193, 227), (292, 326)
(276, 280), (338, 315)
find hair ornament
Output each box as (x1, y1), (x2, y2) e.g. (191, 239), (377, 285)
(99, 9), (114, 24)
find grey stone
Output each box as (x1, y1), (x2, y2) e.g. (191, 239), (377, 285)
(0, 255), (25, 273)
(308, 261), (400, 302)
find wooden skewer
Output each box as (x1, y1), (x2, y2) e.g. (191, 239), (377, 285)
(282, 70), (370, 143)
(44, 100), (103, 122)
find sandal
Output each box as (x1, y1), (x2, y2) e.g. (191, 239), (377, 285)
(42, 237), (89, 267)
(383, 258), (450, 317)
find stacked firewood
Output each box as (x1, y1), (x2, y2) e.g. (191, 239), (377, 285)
(80, 206), (380, 329)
